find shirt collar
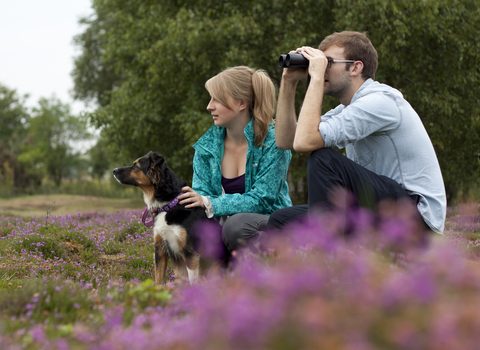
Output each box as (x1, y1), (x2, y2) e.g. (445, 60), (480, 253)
(350, 78), (374, 105)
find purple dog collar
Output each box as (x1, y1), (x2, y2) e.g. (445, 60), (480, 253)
(141, 192), (185, 227)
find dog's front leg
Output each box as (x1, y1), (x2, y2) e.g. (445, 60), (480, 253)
(185, 253), (201, 284)
(154, 234), (169, 283)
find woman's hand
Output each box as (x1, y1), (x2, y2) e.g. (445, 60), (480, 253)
(178, 186), (205, 209)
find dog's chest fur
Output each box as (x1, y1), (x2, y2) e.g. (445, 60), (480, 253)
(153, 212), (185, 254)
(147, 199), (186, 256)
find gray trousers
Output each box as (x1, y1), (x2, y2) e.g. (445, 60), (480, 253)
(222, 213), (269, 252)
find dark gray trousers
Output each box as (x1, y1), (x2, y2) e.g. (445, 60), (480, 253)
(269, 148), (417, 229)
(222, 213), (269, 251)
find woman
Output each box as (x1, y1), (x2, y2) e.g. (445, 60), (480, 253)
(178, 66), (292, 252)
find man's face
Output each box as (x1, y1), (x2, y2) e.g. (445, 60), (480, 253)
(322, 45), (353, 101)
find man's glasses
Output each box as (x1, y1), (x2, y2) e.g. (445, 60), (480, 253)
(327, 58), (356, 68)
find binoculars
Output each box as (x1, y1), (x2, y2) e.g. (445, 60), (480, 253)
(278, 53), (309, 68)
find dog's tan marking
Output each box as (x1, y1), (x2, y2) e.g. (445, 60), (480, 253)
(172, 260), (188, 280)
(130, 159), (153, 185)
(139, 185), (155, 205)
(154, 234), (169, 283)
(177, 228), (188, 250)
(124, 158), (156, 204)
(186, 254), (200, 271)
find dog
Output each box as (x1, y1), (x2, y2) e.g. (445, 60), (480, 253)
(113, 151), (227, 284)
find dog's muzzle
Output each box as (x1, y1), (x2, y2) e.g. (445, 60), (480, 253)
(112, 168), (122, 183)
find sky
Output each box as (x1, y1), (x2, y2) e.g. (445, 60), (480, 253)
(0, 0), (94, 115)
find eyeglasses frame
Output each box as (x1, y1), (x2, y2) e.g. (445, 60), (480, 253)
(326, 58), (357, 69)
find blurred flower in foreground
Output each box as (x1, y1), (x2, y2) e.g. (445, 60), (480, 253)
(89, 205), (480, 350)
(2, 203), (480, 350)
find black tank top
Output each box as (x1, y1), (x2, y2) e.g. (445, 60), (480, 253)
(221, 173), (246, 194)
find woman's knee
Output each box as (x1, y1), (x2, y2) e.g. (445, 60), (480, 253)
(222, 213), (267, 251)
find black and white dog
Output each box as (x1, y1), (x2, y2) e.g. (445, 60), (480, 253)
(113, 151), (227, 284)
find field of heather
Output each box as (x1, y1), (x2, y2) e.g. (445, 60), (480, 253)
(0, 200), (479, 349)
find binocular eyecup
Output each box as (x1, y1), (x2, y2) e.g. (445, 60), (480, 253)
(278, 53), (309, 68)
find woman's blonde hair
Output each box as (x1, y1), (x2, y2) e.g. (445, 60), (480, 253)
(205, 66), (276, 147)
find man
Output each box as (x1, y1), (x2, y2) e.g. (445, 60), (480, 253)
(270, 31), (446, 234)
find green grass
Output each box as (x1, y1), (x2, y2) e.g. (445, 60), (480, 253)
(0, 205), (176, 341)
(0, 278), (173, 335)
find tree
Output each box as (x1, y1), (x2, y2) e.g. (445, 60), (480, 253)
(0, 82), (30, 153)
(19, 97), (91, 187)
(73, 0), (334, 203)
(71, 8), (121, 108)
(87, 134), (111, 179)
(0, 83), (35, 193)
(73, 0), (480, 203)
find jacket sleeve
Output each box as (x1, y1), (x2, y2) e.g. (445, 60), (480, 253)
(209, 143), (292, 217)
(191, 150), (220, 199)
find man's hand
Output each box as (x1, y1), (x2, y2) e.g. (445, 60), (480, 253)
(281, 50), (309, 83)
(282, 66), (309, 83)
(295, 46), (329, 80)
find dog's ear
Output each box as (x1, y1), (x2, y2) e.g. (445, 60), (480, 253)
(148, 151), (164, 168)
(146, 152), (165, 186)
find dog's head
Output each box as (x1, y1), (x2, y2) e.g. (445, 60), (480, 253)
(113, 151), (186, 202)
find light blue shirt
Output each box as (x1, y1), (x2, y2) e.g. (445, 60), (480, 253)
(319, 79), (446, 234)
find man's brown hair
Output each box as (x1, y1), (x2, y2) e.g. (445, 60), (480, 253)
(319, 31), (378, 80)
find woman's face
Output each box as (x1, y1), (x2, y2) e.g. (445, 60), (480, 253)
(206, 94), (244, 128)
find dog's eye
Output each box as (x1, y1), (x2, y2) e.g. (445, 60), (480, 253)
(132, 164), (138, 170)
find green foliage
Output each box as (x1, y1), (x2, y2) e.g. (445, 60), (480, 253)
(71, 7), (121, 107)
(0, 83), (36, 194)
(87, 135), (112, 179)
(126, 279), (172, 306)
(0, 82), (29, 151)
(18, 97), (92, 187)
(73, 0), (480, 203)
(122, 279), (172, 324)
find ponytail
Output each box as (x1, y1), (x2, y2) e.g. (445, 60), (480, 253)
(251, 69), (276, 146)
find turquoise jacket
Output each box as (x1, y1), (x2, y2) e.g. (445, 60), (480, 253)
(192, 118), (292, 218)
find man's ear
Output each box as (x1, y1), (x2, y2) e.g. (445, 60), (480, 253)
(350, 61), (364, 77)
(148, 151), (164, 167)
